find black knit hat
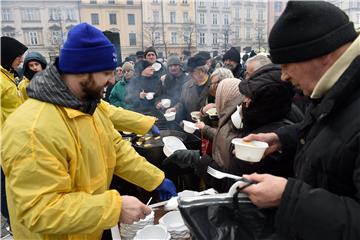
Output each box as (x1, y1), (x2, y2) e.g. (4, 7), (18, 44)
(135, 60), (152, 74)
(144, 46), (157, 57)
(1, 36), (28, 71)
(136, 51), (145, 57)
(223, 47), (240, 63)
(186, 54), (207, 72)
(269, 1), (357, 64)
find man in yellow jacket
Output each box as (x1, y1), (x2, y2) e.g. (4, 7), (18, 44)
(1, 23), (176, 239)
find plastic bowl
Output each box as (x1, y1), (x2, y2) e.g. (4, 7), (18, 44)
(159, 211), (185, 230)
(162, 136), (187, 157)
(161, 99), (171, 108)
(190, 111), (201, 121)
(164, 111), (176, 121)
(134, 224), (169, 240)
(146, 92), (155, 100)
(183, 120), (198, 133)
(231, 138), (268, 162)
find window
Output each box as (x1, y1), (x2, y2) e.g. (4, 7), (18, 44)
(90, 0), (97, 3)
(183, 12), (189, 23)
(109, 13), (117, 25)
(257, 9), (263, 21)
(246, 27), (251, 39)
(127, 0), (134, 4)
(274, 1), (282, 12)
(183, 31), (190, 43)
(108, 0), (115, 3)
(170, 12), (176, 23)
(224, 14), (229, 25)
(171, 32), (177, 44)
(51, 30), (62, 45)
(153, 0), (159, 3)
(21, 8), (41, 22)
(182, 0), (188, 4)
(199, 13), (205, 24)
(64, 9), (76, 21)
(199, 0), (204, 6)
(212, 14), (218, 25)
(235, 8), (240, 19)
(153, 11), (160, 22)
(246, 8), (251, 19)
(129, 33), (136, 46)
(2, 9), (12, 22)
(224, 0), (228, 7)
(3, 31), (15, 37)
(91, 13), (99, 25)
(128, 14), (135, 25)
(49, 8), (61, 21)
(212, 0), (216, 7)
(199, 32), (205, 45)
(24, 30), (42, 45)
(154, 31), (161, 43)
(235, 28), (240, 39)
(224, 33), (229, 45)
(169, 0), (175, 4)
(212, 33), (218, 44)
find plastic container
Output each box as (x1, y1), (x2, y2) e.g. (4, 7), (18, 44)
(231, 138), (268, 162)
(146, 92), (155, 100)
(183, 120), (198, 133)
(190, 111), (201, 122)
(162, 136), (187, 157)
(134, 224), (170, 240)
(161, 99), (171, 108)
(164, 111), (176, 121)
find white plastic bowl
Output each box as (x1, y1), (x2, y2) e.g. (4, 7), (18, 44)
(231, 138), (268, 162)
(164, 111), (176, 121)
(159, 211), (186, 230)
(161, 99), (171, 108)
(183, 120), (198, 133)
(146, 92), (155, 100)
(162, 136), (187, 157)
(134, 224), (169, 240)
(190, 111), (201, 121)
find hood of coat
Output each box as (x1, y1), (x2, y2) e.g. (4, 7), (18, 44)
(1, 36), (28, 71)
(27, 60), (99, 115)
(23, 52), (47, 80)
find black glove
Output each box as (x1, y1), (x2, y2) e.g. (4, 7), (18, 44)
(162, 149), (200, 168)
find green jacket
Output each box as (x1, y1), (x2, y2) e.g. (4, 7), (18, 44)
(109, 77), (129, 108)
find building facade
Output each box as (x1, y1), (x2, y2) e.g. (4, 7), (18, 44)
(1, 0), (80, 62)
(79, 0), (143, 62)
(142, 0), (196, 59)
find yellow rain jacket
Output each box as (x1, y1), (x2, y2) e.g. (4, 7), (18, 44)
(18, 76), (30, 102)
(1, 98), (164, 240)
(0, 66), (22, 127)
(101, 100), (156, 135)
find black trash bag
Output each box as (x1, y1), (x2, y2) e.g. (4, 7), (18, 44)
(178, 192), (277, 240)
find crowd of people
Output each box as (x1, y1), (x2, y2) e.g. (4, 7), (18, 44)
(1, 1), (359, 239)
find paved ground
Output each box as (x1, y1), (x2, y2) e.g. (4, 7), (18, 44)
(1, 215), (12, 240)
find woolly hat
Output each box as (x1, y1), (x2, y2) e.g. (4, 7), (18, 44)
(144, 46), (157, 57)
(167, 55), (181, 66)
(136, 51), (145, 57)
(223, 47), (240, 63)
(269, 1), (357, 64)
(135, 60), (152, 74)
(1, 36), (28, 71)
(59, 23), (117, 73)
(197, 51), (211, 60)
(186, 54), (207, 72)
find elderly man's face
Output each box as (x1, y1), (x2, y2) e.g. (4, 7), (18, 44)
(190, 68), (207, 86)
(224, 59), (238, 71)
(281, 59), (324, 96)
(168, 64), (181, 76)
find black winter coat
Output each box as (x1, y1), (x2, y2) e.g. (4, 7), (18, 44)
(274, 56), (360, 240)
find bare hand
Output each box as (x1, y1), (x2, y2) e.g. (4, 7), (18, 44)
(242, 132), (281, 156)
(195, 121), (205, 129)
(241, 173), (287, 208)
(119, 196), (152, 224)
(201, 103), (216, 116)
(139, 90), (146, 99)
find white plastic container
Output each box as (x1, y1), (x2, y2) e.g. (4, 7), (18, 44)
(164, 111), (176, 121)
(161, 99), (171, 108)
(146, 92), (155, 100)
(183, 120), (198, 133)
(134, 224), (170, 240)
(190, 111), (201, 121)
(231, 138), (268, 162)
(162, 136), (187, 157)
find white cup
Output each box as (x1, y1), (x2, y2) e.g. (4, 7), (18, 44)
(146, 92), (155, 100)
(161, 99), (171, 108)
(231, 138), (268, 162)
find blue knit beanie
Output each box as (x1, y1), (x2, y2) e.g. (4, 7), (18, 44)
(59, 23), (117, 73)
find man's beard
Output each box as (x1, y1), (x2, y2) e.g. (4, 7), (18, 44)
(81, 74), (104, 100)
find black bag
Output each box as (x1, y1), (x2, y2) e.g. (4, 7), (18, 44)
(178, 192), (277, 240)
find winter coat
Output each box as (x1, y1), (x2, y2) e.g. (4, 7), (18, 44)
(109, 76), (130, 108)
(0, 66), (22, 127)
(274, 55), (360, 240)
(1, 64), (164, 239)
(18, 77), (30, 102)
(155, 71), (189, 108)
(175, 77), (213, 121)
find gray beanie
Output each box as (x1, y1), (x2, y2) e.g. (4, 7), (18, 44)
(167, 55), (181, 66)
